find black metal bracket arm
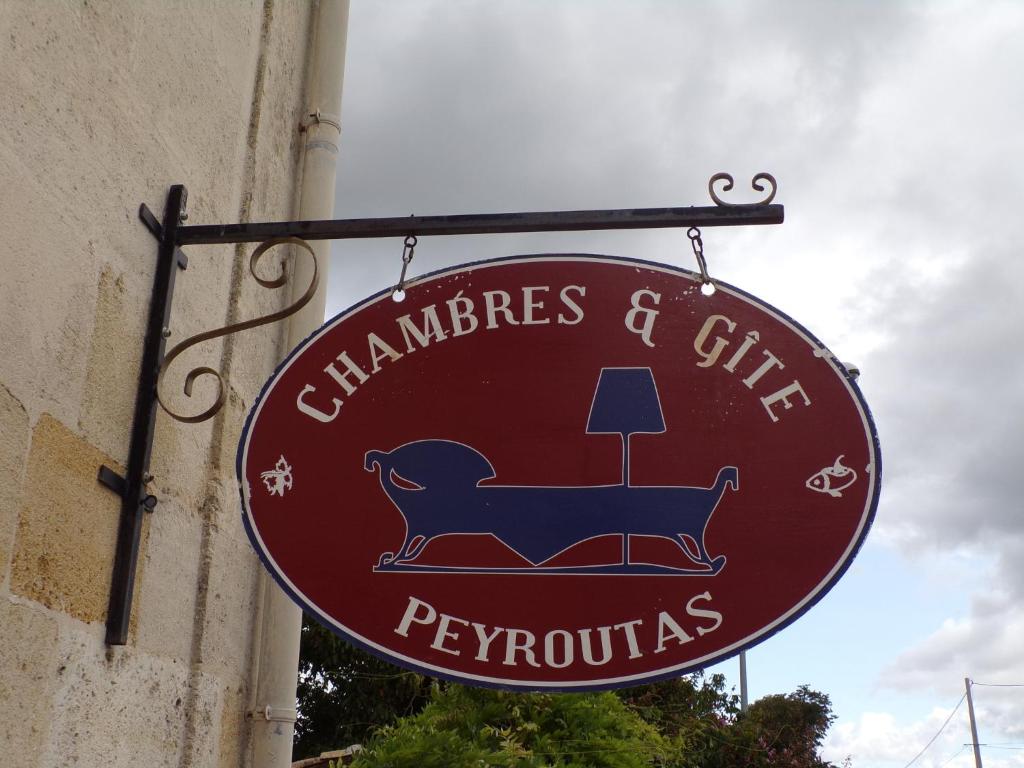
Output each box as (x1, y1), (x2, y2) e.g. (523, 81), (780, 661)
(176, 185), (781, 246)
(100, 173), (783, 645)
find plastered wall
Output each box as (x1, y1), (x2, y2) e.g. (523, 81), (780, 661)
(0, 2), (317, 764)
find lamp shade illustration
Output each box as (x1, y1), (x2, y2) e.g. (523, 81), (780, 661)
(586, 367), (666, 486)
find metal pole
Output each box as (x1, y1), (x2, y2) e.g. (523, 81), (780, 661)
(740, 651), (749, 710)
(175, 203), (784, 245)
(965, 677), (983, 768)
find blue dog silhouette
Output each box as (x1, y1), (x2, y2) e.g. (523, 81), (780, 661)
(364, 439), (736, 573)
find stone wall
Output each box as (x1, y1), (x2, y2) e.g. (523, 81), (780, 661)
(0, 2), (317, 764)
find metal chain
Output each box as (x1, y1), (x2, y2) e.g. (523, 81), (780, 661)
(393, 234), (417, 298)
(687, 226), (712, 286)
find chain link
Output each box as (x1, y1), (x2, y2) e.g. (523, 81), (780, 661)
(687, 226), (711, 285)
(393, 234), (417, 298)
(402, 235), (417, 263)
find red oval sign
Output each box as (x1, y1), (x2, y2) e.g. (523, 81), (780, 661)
(238, 255), (880, 690)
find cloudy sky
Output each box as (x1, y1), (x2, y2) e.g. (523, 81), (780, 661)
(323, 2), (1024, 766)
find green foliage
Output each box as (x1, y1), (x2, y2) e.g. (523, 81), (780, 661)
(617, 673), (740, 768)
(728, 686), (837, 768)
(351, 685), (672, 768)
(619, 672), (739, 736)
(297, 617), (838, 768)
(294, 616), (434, 760)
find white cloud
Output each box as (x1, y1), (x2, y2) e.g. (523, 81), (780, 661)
(826, 698), (1024, 768)
(825, 707), (966, 767)
(883, 598), (1024, 711)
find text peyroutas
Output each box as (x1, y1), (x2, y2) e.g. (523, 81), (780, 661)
(393, 592), (723, 671)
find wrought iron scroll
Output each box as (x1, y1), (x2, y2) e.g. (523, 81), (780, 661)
(156, 238), (318, 423)
(709, 172), (777, 206)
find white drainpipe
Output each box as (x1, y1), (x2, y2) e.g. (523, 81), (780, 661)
(249, 2), (349, 767)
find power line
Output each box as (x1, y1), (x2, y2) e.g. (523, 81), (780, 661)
(975, 743), (1024, 747)
(901, 693), (968, 768)
(972, 682), (1024, 688)
(939, 745), (967, 768)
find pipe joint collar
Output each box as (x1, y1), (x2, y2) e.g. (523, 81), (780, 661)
(300, 109), (341, 133)
(248, 705), (297, 723)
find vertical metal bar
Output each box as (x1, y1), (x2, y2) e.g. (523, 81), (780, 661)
(739, 651), (749, 711)
(965, 677), (983, 768)
(105, 184), (188, 645)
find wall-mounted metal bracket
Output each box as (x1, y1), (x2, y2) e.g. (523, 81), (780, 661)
(102, 173), (783, 645)
(101, 184), (188, 645)
(175, 174), (781, 245)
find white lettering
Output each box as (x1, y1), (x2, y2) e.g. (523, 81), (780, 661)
(295, 384), (341, 423)
(557, 285), (586, 325)
(324, 351), (369, 396)
(367, 333), (403, 373)
(522, 286), (551, 325)
(578, 626), (613, 666)
(685, 592), (723, 637)
(394, 599), (725, 668)
(483, 290), (518, 329)
(654, 610), (694, 653)
(543, 629), (574, 668)
(396, 305), (448, 352)
(613, 619), (644, 659)
(446, 291), (480, 337)
(472, 623), (505, 662)
(693, 314), (736, 367)
(723, 330), (759, 373)
(760, 380), (812, 423)
(503, 628), (542, 667)
(741, 350), (785, 389)
(431, 613), (469, 656)
(625, 289), (661, 348)
(394, 596), (437, 637)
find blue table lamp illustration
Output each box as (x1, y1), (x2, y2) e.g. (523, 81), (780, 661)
(587, 368), (666, 486)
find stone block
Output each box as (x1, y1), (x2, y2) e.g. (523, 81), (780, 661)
(148, 357), (223, 513)
(133, 492), (204, 663)
(10, 415), (147, 628)
(79, 266), (145, 463)
(0, 384), (30, 590)
(43, 625), (221, 768)
(0, 1), (262, 250)
(218, 681), (251, 768)
(0, 142), (96, 429)
(193, 483), (262, 683)
(0, 600), (60, 762)
(211, 383), (252, 499)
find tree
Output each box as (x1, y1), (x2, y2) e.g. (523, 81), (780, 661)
(617, 672), (741, 768)
(617, 675), (837, 768)
(294, 616), (434, 760)
(618, 672), (739, 736)
(727, 686), (837, 768)
(351, 685), (672, 768)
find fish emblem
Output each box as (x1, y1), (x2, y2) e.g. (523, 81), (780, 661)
(260, 455), (293, 497)
(806, 455), (856, 498)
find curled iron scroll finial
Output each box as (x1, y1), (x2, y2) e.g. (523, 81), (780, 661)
(709, 172), (777, 206)
(156, 237), (319, 423)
